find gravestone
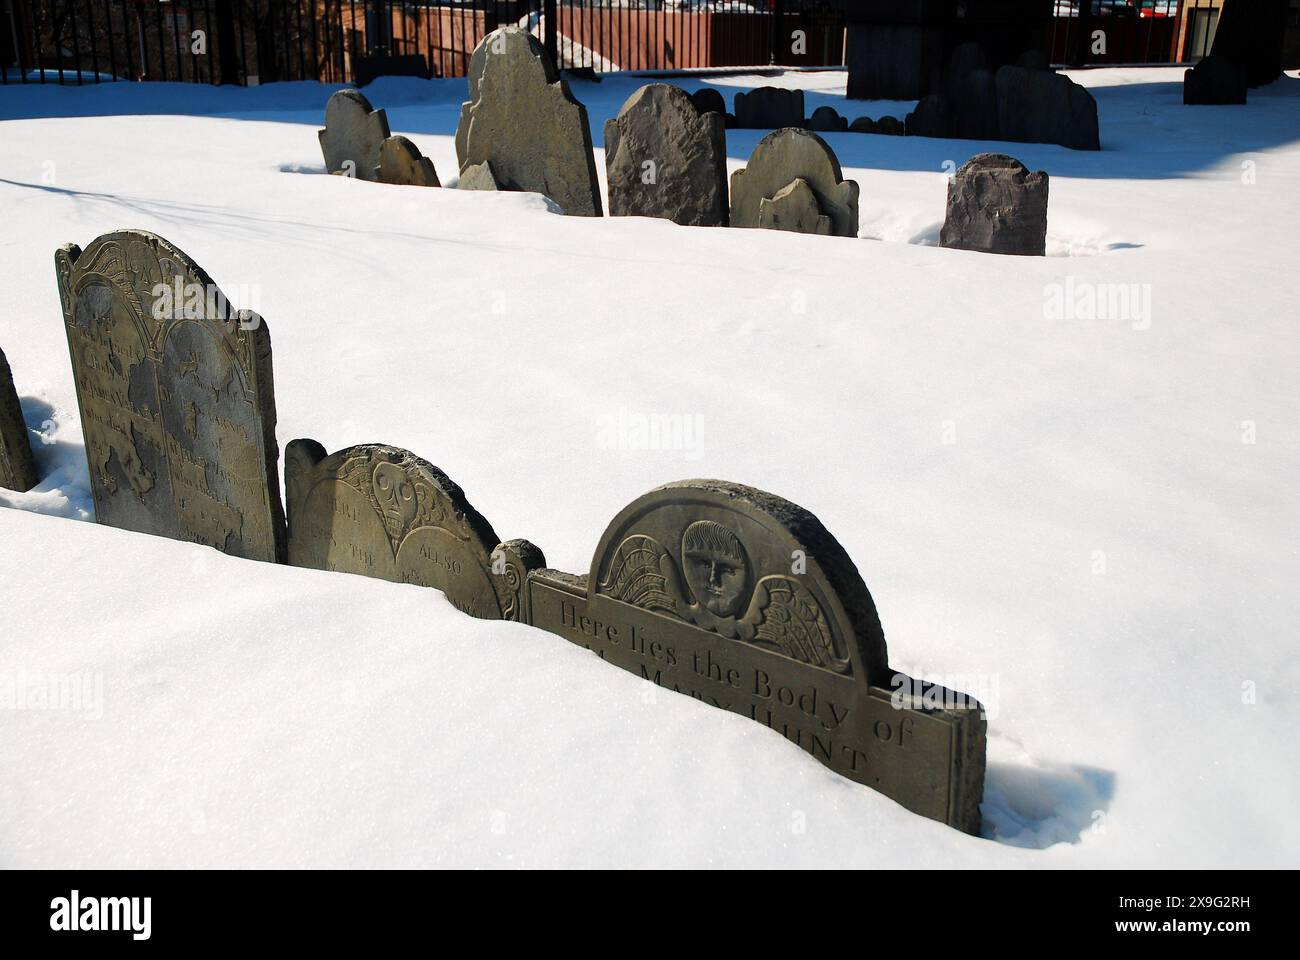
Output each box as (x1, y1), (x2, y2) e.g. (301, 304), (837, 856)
(604, 84), (728, 227)
(377, 135), (440, 187)
(807, 106), (848, 132)
(848, 116), (878, 134)
(458, 161), (500, 191)
(689, 87), (726, 118)
(730, 128), (859, 237)
(454, 27), (603, 217)
(995, 66), (1100, 151)
(319, 89), (391, 181)
(876, 115), (904, 136)
(939, 153), (1048, 257)
(1184, 54), (1248, 106)
(514, 479), (986, 834)
(285, 440), (543, 619)
(758, 179), (832, 236)
(942, 43), (1000, 140)
(0, 347), (39, 493)
(54, 230), (286, 562)
(905, 94), (954, 138)
(733, 87), (805, 129)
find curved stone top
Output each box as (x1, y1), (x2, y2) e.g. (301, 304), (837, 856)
(588, 479), (889, 683)
(730, 127), (859, 237)
(319, 88), (391, 181)
(957, 152), (1035, 176)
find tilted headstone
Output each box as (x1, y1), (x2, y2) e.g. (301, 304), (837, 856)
(604, 84), (728, 227)
(807, 106), (848, 132)
(733, 86), (805, 129)
(285, 440), (543, 619)
(730, 128), (858, 238)
(319, 89), (391, 181)
(939, 153), (1049, 257)
(458, 161), (500, 192)
(0, 347), (39, 493)
(513, 480), (987, 834)
(377, 135), (440, 187)
(905, 95), (955, 139)
(1184, 54), (1248, 106)
(54, 230), (286, 562)
(758, 179), (832, 236)
(995, 66), (1100, 151)
(454, 27), (603, 216)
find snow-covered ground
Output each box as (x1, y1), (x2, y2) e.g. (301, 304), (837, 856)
(1, 66), (1297, 868)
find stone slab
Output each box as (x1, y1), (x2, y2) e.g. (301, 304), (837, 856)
(939, 152), (1049, 257)
(730, 127), (859, 237)
(318, 88), (391, 181)
(0, 347), (39, 493)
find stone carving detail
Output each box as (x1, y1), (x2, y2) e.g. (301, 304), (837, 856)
(730, 128), (858, 237)
(0, 347), (39, 493)
(491, 538), (548, 623)
(733, 86), (805, 129)
(377, 135), (440, 186)
(54, 230), (285, 561)
(454, 27), (603, 216)
(603, 83), (728, 227)
(285, 440), (541, 620)
(319, 89), (391, 181)
(940, 153), (1049, 257)
(513, 479), (985, 834)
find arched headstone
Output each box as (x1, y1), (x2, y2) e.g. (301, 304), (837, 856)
(319, 89), (391, 181)
(377, 135), (440, 187)
(730, 128), (859, 237)
(940, 153), (1049, 257)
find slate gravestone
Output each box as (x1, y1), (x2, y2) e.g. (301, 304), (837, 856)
(512, 480), (986, 834)
(319, 89), (391, 181)
(734, 87), (805, 129)
(454, 27), (603, 217)
(689, 87), (726, 118)
(759, 179), (832, 235)
(458, 161), (500, 191)
(1184, 54), (1248, 106)
(848, 116), (877, 134)
(905, 95), (955, 138)
(604, 84), (728, 227)
(876, 115), (904, 136)
(995, 66), (1100, 151)
(730, 128), (859, 237)
(807, 106), (848, 132)
(285, 440), (543, 619)
(940, 153), (1049, 257)
(377, 135), (440, 186)
(0, 348), (39, 493)
(54, 230), (286, 562)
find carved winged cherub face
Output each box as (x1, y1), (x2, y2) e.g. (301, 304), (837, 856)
(681, 520), (749, 619)
(373, 461), (417, 538)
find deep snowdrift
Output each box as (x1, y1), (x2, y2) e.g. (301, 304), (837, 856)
(0, 67), (1297, 867)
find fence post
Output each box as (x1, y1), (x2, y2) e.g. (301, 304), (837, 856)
(544, 0), (557, 67)
(771, 0), (784, 65)
(216, 0), (240, 82)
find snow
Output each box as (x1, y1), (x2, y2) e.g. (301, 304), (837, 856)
(1, 66), (1297, 868)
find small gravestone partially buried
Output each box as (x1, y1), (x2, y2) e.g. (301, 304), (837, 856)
(905, 95), (955, 138)
(876, 115), (904, 136)
(515, 479), (987, 834)
(319, 89), (391, 181)
(848, 116), (877, 134)
(604, 83), (728, 227)
(733, 86), (805, 129)
(689, 87), (726, 118)
(1184, 54), (1248, 105)
(995, 65), (1100, 151)
(285, 440), (543, 619)
(458, 160), (500, 191)
(54, 230), (286, 561)
(454, 27), (603, 216)
(0, 347), (39, 493)
(730, 128), (858, 237)
(939, 153), (1049, 257)
(759, 179), (832, 236)
(807, 105), (847, 132)
(377, 135), (440, 186)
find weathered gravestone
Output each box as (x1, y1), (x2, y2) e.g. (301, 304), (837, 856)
(0, 348), (39, 493)
(734, 87), (805, 129)
(940, 153), (1049, 257)
(689, 87), (726, 119)
(458, 161), (500, 191)
(286, 440), (544, 619)
(319, 89), (391, 181)
(905, 94), (955, 138)
(848, 116), (877, 134)
(377, 135), (440, 187)
(513, 480), (987, 834)
(730, 128), (859, 237)
(454, 27), (603, 216)
(876, 115), (905, 136)
(604, 84), (728, 227)
(54, 230), (286, 562)
(1184, 54), (1248, 106)
(759, 179), (831, 236)
(807, 106), (848, 132)
(995, 65), (1100, 151)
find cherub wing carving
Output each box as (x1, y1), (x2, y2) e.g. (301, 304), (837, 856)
(599, 535), (679, 613)
(744, 576), (850, 675)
